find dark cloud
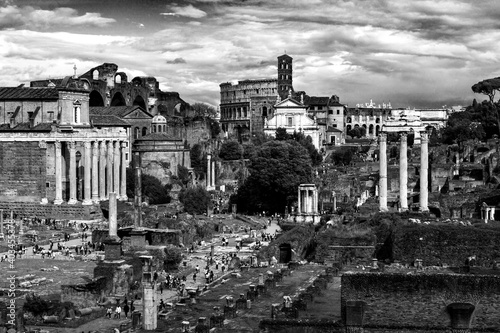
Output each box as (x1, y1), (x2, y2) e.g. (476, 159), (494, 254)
(167, 57), (187, 64)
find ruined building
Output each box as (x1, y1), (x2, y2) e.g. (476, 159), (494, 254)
(220, 54), (345, 147)
(0, 77), (129, 219)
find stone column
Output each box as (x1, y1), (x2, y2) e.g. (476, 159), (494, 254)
(419, 132), (429, 212)
(206, 153), (212, 189)
(107, 141), (114, 197)
(399, 133), (408, 211)
(332, 192), (337, 212)
(120, 142), (128, 201)
(91, 141), (99, 203)
(54, 141), (63, 204)
(68, 141), (78, 204)
(109, 192), (118, 238)
(379, 133), (388, 212)
(211, 160), (216, 188)
(314, 189), (318, 213)
(82, 141), (93, 205)
(99, 141), (106, 200)
(297, 187), (301, 214)
(113, 141), (120, 198)
(0, 209), (3, 235)
(39, 141), (48, 204)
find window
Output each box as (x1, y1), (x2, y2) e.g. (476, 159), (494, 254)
(92, 70), (99, 80)
(48, 111), (54, 122)
(134, 127), (140, 139)
(46, 182), (50, 188)
(328, 110), (333, 115)
(73, 101), (81, 123)
(287, 117), (293, 127)
(142, 127), (147, 136)
(126, 153), (129, 161)
(337, 110), (340, 115)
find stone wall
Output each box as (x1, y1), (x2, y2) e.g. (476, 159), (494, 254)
(0, 201), (102, 220)
(341, 272), (500, 331)
(60, 277), (107, 308)
(0, 141), (46, 201)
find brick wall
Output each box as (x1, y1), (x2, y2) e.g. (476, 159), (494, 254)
(0, 141), (46, 201)
(0, 201), (102, 220)
(341, 272), (500, 331)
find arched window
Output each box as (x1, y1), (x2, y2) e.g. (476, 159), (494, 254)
(73, 100), (81, 123)
(142, 127), (147, 136)
(92, 70), (99, 80)
(347, 117), (352, 123)
(163, 125), (166, 132)
(153, 125), (156, 133)
(134, 127), (140, 139)
(115, 75), (121, 84)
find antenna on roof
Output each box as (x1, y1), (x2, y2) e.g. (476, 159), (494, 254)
(73, 64), (77, 78)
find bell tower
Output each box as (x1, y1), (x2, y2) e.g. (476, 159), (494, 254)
(277, 54), (293, 100)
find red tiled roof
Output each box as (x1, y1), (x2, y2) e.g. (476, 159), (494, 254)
(90, 115), (130, 126)
(0, 87), (59, 100)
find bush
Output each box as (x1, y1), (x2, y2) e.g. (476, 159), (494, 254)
(126, 168), (171, 204)
(163, 245), (183, 271)
(179, 186), (211, 214)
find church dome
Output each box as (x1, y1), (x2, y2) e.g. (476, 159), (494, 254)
(152, 115), (167, 123)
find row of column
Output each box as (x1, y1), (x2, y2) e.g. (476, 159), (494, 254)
(379, 132), (428, 212)
(297, 186), (318, 214)
(53, 140), (127, 205)
(206, 154), (216, 190)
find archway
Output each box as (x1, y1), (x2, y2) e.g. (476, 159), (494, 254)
(369, 124), (374, 135)
(376, 125), (380, 136)
(279, 243), (292, 263)
(133, 95), (146, 110)
(89, 90), (104, 107)
(111, 92), (126, 106)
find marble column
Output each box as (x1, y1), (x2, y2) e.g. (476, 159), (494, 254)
(68, 141), (78, 204)
(39, 141), (48, 204)
(113, 141), (120, 198)
(99, 141), (106, 200)
(379, 133), (388, 212)
(120, 141), (128, 201)
(91, 141), (99, 203)
(109, 192), (118, 237)
(54, 141), (63, 204)
(211, 160), (216, 188)
(332, 193), (337, 212)
(107, 141), (114, 197)
(399, 133), (408, 211)
(206, 153), (212, 189)
(420, 132), (429, 212)
(0, 209), (3, 235)
(82, 141), (92, 205)
(297, 187), (301, 214)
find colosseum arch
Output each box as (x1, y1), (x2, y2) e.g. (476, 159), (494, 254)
(89, 90), (104, 107)
(111, 92), (126, 106)
(133, 95), (146, 110)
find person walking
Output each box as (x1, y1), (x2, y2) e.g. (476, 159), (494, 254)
(123, 302), (130, 318)
(115, 305), (121, 319)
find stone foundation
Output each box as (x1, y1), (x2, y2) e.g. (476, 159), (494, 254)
(0, 201), (103, 220)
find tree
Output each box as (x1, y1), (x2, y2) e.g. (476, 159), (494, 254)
(190, 144), (205, 176)
(177, 165), (191, 186)
(232, 140), (313, 214)
(179, 186), (211, 214)
(328, 147), (356, 166)
(242, 142), (257, 160)
(472, 77), (500, 135)
(290, 131), (323, 166)
(126, 168), (171, 204)
(163, 245), (183, 271)
(219, 140), (243, 160)
(190, 102), (217, 119)
(275, 127), (290, 141)
(348, 127), (366, 138)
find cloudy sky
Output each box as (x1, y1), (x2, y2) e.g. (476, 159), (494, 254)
(1, 0), (499, 108)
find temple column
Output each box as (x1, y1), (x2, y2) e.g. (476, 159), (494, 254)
(211, 160), (216, 188)
(68, 141), (78, 204)
(0, 209), (4, 235)
(39, 141), (48, 204)
(379, 133), (388, 212)
(297, 187), (301, 214)
(91, 141), (99, 203)
(420, 132), (429, 212)
(399, 133), (408, 211)
(82, 141), (93, 205)
(54, 141), (63, 204)
(120, 141), (128, 201)
(107, 140), (114, 197)
(109, 192), (118, 238)
(99, 141), (106, 200)
(113, 141), (120, 198)
(206, 153), (212, 189)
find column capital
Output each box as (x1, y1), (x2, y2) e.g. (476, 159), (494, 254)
(379, 133), (387, 142)
(400, 132), (408, 141)
(39, 140), (47, 149)
(121, 141), (127, 149)
(114, 141), (121, 155)
(420, 132), (429, 143)
(55, 140), (61, 149)
(83, 141), (91, 149)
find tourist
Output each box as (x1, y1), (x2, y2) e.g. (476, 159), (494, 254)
(123, 302), (130, 318)
(159, 282), (163, 294)
(114, 305), (121, 319)
(106, 307), (112, 319)
(221, 264), (225, 274)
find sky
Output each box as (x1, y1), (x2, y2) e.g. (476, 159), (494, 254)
(0, 0), (499, 109)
